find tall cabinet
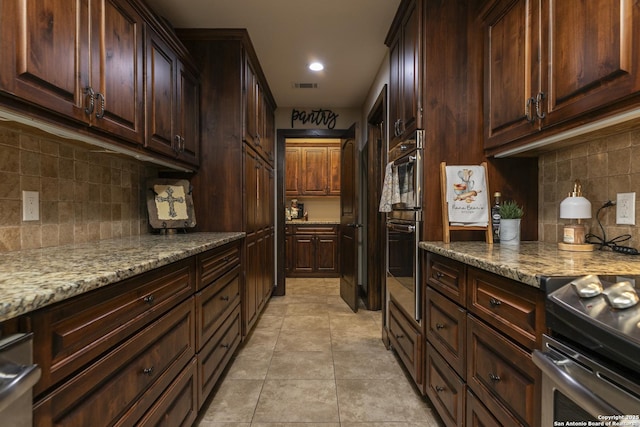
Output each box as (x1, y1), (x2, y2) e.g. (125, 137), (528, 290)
(177, 29), (276, 337)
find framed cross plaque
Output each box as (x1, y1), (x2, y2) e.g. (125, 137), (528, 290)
(146, 179), (196, 230)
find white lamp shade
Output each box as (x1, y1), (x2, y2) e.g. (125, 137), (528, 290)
(560, 196), (592, 219)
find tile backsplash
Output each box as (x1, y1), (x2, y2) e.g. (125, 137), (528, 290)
(0, 122), (159, 252)
(539, 128), (640, 247)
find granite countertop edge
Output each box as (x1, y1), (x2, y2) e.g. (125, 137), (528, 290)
(419, 241), (640, 289)
(0, 232), (245, 322)
(286, 220), (340, 225)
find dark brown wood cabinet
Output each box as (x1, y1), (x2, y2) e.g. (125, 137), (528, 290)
(424, 252), (544, 427)
(25, 241), (243, 427)
(286, 224), (339, 277)
(145, 27), (200, 166)
(0, 0), (145, 145)
(386, 0), (423, 150)
(482, 0), (640, 152)
(389, 298), (423, 387)
(285, 144), (341, 197)
(178, 29), (276, 338)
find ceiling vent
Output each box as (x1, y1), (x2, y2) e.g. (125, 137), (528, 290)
(292, 82), (318, 89)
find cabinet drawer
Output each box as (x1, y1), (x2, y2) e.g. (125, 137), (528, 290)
(425, 287), (466, 379)
(197, 243), (241, 291)
(32, 258), (195, 395)
(425, 343), (465, 427)
(292, 225), (337, 234)
(388, 299), (422, 387)
(195, 264), (241, 349)
(138, 358), (198, 427)
(34, 298), (196, 427)
(467, 315), (540, 427)
(467, 267), (544, 350)
(466, 388), (515, 427)
(197, 304), (242, 407)
(426, 253), (466, 306)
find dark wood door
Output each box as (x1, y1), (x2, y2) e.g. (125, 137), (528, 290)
(542, 0), (640, 126)
(483, 0), (541, 149)
(177, 62), (200, 165)
(316, 234), (339, 274)
(340, 125), (358, 312)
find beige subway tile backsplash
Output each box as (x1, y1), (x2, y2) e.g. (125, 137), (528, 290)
(539, 128), (640, 247)
(0, 122), (159, 252)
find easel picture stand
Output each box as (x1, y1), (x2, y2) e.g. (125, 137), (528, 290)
(440, 162), (493, 244)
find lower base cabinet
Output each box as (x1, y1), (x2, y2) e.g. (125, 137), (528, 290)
(27, 240), (244, 427)
(388, 298), (422, 388)
(424, 252), (543, 427)
(286, 224), (339, 277)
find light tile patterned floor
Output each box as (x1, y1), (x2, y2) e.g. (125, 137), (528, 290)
(196, 278), (444, 427)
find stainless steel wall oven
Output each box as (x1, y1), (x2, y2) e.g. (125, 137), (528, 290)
(534, 276), (640, 426)
(386, 130), (423, 324)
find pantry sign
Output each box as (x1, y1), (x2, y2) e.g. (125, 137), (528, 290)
(291, 108), (339, 129)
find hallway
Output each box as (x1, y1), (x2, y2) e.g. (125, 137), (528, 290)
(196, 278), (444, 426)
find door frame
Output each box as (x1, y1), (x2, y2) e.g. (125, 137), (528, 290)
(274, 128), (352, 296)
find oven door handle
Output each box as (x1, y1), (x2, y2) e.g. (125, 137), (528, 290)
(386, 223), (416, 233)
(532, 349), (619, 417)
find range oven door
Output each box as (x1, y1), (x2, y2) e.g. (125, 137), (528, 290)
(386, 217), (421, 322)
(388, 130), (423, 211)
(533, 335), (640, 426)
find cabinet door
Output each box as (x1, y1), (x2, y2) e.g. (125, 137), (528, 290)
(285, 147), (301, 196)
(261, 95), (275, 163)
(301, 147), (329, 195)
(177, 62), (200, 165)
(542, 0), (640, 125)
(0, 0), (88, 122)
(244, 59), (259, 148)
(90, 0), (144, 144)
(292, 234), (315, 274)
(388, 34), (402, 148)
(316, 234), (339, 274)
(483, 0), (541, 149)
(328, 146), (341, 196)
(399, 0), (421, 137)
(146, 29), (178, 158)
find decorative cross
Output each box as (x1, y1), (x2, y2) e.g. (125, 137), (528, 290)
(155, 186), (184, 218)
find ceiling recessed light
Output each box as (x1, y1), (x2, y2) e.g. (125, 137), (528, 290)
(309, 62), (324, 71)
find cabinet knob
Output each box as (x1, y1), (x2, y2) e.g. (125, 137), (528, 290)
(435, 323), (445, 330)
(143, 367), (154, 376)
(435, 271), (444, 279)
(221, 343), (230, 349)
(488, 373), (501, 382)
(221, 295), (230, 301)
(395, 333), (404, 339)
(489, 297), (502, 307)
(435, 385), (445, 393)
(143, 295), (155, 305)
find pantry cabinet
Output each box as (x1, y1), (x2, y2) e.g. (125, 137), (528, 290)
(0, 0), (145, 144)
(286, 224), (339, 277)
(286, 144), (341, 197)
(424, 252), (544, 427)
(178, 29), (276, 338)
(386, 0), (423, 150)
(482, 0), (640, 152)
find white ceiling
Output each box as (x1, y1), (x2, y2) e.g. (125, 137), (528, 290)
(144, 0), (401, 109)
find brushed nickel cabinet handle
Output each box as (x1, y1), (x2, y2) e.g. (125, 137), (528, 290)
(489, 297), (501, 307)
(395, 334), (404, 339)
(435, 323), (445, 330)
(221, 343), (230, 349)
(489, 373), (501, 382)
(84, 87), (95, 114)
(143, 295), (155, 305)
(435, 385), (445, 392)
(435, 271), (444, 279)
(535, 92), (546, 120)
(221, 295), (230, 301)
(143, 367), (154, 376)
(95, 92), (105, 119)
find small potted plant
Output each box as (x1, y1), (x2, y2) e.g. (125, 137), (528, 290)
(499, 200), (524, 244)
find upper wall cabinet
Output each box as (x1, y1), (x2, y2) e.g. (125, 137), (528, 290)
(386, 0), (423, 150)
(483, 0), (640, 152)
(286, 144), (341, 197)
(244, 58), (276, 165)
(0, 0), (145, 145)
(145, 27), (200, 166)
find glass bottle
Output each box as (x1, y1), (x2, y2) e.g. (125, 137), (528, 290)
(491, 192), (501, 242)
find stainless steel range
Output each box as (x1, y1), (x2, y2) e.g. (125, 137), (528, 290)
(534, 275), (640, 426)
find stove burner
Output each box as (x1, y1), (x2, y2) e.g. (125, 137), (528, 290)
(603, 281), (640, 309)
(569, 274), (603, 298)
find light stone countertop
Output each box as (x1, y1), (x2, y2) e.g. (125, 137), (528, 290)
(286, 220), (340, 225)
(0, 232), (244, 322)
(419, 241), (640, 288)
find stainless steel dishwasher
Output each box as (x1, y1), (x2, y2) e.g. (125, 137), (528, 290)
(0, 333), (41, 427)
